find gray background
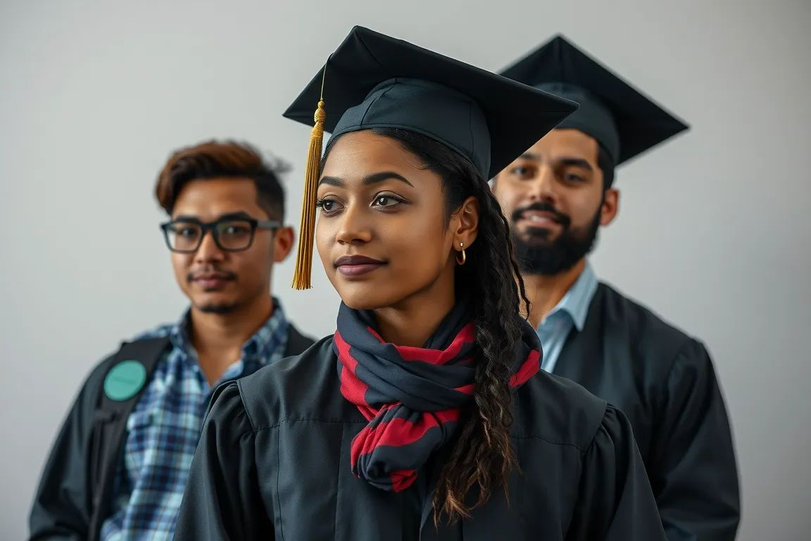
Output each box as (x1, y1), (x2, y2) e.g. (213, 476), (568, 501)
(2, 0), (809, 539)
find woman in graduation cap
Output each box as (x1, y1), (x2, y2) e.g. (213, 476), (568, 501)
(174, 27), (667, 541)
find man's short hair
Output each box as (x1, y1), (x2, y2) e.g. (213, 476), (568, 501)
(155, 140), (288, 220)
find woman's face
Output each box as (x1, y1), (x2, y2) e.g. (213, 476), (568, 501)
(316, 131), (461, 311)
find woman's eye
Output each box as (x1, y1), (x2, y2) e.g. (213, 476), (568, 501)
(373, 195), (403, 208)
(316, 198), (342, 215)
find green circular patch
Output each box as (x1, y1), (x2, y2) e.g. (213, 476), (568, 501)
(103, 360), (147, 401)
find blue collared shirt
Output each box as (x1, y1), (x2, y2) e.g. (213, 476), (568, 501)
(100, 300), (290, 540)
(536, 264), (598, 374)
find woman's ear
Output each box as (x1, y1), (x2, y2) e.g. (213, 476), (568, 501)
(452, 195), (480, 251)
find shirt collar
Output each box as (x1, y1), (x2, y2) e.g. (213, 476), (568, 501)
(545, 262), (598, 332)
(168, 297), (290, 364)
(242, 299), (289, 363)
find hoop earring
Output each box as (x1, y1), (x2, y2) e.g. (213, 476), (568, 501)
(456, 242), (467, 266)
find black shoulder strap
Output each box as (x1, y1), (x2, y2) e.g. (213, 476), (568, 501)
(87, 336), (170, 541)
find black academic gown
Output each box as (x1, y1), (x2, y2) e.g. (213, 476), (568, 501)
(554, 283), (740, 541)
(174, 337), (667, 540)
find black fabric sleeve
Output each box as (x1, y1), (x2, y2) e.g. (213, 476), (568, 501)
(174, 382), (273, 540)
(566, 404), (667, 541)
(29, 361), (109, 540)
(653, 340), (740, 540)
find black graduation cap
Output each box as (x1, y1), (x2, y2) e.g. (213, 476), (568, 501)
(499, 35), (689, 166)
(283, 26), (578, 289)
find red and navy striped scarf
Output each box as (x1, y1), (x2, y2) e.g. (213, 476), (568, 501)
(334, 301), (541, 492)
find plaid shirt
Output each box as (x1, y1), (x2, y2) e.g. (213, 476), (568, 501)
(99, 300), (290, 540)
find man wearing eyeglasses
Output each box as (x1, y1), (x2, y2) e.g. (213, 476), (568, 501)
(29, 140), (315, 541)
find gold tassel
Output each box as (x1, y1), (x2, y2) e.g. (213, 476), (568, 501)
(291, 94), (326, 290)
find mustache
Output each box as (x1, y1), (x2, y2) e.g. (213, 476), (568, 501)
(510, 202), (571, 228)
(186, 267), (237, 283)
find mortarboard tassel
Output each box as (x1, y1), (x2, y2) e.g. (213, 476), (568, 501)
(291, 69), (327, 290)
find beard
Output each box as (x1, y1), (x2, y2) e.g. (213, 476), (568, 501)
(186, 265), (240, 314)
(510, 202), (601, 276)
(195, 301), (239, 314)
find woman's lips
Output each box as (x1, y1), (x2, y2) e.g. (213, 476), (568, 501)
(335, 255), (387, 277)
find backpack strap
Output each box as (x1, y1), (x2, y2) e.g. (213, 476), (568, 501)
(87, 336), (170, 541)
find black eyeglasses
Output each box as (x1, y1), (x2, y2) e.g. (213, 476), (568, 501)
(160, 217), (281, 253)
